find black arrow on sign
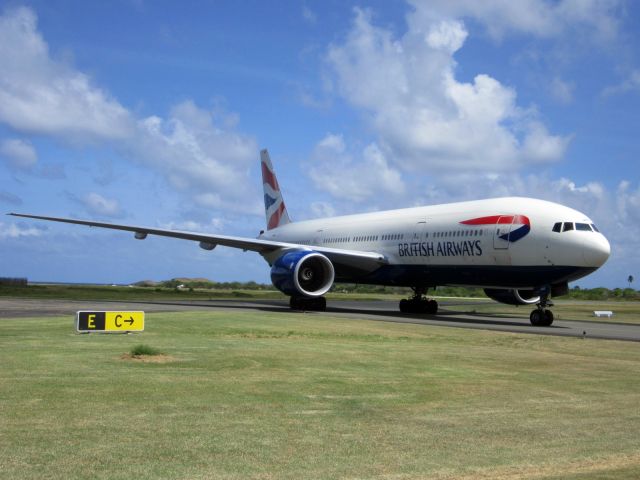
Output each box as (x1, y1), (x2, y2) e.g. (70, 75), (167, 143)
(125, 316), (134, 326)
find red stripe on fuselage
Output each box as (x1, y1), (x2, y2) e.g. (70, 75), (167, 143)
(460, 214), (530, 226)
(261, 162), (279, 191)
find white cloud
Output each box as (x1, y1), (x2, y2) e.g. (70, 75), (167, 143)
(327, 8), (570, 174)
(0, 7), (259, 215)
(550, 77), (574, 104)
(410, 0), (621, 42)
(0, 7), (133, 142)
(133, 100), (258, 212)
(302, 5), (317, 24)
(602, 69), (640, 97)
(309, 201), (336, 219)
(82, 192), (122, 218)
(158, 218), (227, 233)
(0, 138), (37, 169)
(309, 134), (404, 203)
(616, 181), (640, 224)
(0, 222), (43, 239)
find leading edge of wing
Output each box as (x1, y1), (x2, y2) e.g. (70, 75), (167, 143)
(7, 212), (387, 267)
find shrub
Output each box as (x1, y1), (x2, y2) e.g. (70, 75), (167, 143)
(130, 344), (161, 356)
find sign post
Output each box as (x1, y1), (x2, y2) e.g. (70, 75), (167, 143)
(76, 311), (144, 333)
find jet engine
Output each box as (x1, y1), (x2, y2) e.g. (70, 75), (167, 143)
(270, 251), (335, 297)
(483, 288), (540, 306)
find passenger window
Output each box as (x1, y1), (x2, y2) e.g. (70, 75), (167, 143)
(552, 222), (562, 233)
(576, 223), (592, 231)
(563, 222), (574, 232)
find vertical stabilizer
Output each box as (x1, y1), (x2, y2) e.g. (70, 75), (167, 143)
(261, 149), (291, 230)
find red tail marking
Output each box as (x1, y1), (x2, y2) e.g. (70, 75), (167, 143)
(261, 162), (279, 191)
(267, 202), (286, 230)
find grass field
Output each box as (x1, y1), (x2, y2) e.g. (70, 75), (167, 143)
(443, 298), (640, 325)
(1, 310), (639, 479)
(0, 284), (287, 301)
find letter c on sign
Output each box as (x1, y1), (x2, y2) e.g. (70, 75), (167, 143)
(115, 314), (122, 328)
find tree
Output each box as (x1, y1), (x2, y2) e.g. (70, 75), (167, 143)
(629, 275), (635, 289)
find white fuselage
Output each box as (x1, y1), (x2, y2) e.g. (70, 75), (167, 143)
(259, 197), (610, 289)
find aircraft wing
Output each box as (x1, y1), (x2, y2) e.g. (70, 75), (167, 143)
(8, 213), (387, 272)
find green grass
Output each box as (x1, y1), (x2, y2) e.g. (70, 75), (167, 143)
(1, 311), (639, 479)
(0, 284), (400, 302)
(453, 299), (640, 324)
(130, 344), (162, 356)
(0, 283), (287, 301)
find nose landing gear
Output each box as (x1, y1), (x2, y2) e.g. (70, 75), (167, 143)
(530, 289), (554, 326)
(399, 287), (438, 314)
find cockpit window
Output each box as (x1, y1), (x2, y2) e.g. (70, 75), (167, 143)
(591, 223), (600, 232)
(552, 222), (562, 233)
(576, 223), (592, 231)
(563, 222), (574, 232)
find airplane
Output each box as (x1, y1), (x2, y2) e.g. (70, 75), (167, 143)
(9, 149), (610, 326)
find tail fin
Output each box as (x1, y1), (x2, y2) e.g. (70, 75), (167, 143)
(261, 149), (291, 230)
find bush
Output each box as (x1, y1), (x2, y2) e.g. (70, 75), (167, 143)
(130, 344), (161, 356)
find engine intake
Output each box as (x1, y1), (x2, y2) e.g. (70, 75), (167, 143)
(484, 288), (540, 306)
(271, 251), (335, 297)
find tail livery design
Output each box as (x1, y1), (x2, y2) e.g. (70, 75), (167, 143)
(261, 149), (291, 230)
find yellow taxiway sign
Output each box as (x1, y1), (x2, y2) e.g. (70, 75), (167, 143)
(76, 311), (144, 333)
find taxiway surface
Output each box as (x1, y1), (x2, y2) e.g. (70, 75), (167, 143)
(1, 298), (639, 342)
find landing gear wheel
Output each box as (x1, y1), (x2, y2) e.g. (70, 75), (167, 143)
(530, 309), (554, 326)
(530, 286), (555, 326)
(399, 299), (409, 313)
(290, 296), (326, 312)
(427, 300), (438, 314)
(398, 287), (437, 314)
(530, 309), (543, 326)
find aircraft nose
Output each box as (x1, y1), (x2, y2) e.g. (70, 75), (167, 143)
(583, 235), (611, 267)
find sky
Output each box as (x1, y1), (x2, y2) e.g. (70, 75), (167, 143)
(0, 0), (639, 288)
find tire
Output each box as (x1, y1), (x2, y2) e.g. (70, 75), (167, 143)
(427, 300), (438, 314)
(290, 296), (302, 310)
(542, 309), (554, 326)
(530, 309), (543, 326)
(399, 299), (409, 313)
(290, 296), (327, 311)
(313, 297), (327, 312)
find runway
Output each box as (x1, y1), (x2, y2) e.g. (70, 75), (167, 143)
(1, 297), (639, 342)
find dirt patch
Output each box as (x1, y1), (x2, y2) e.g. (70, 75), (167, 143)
(119, 353), (176, 363)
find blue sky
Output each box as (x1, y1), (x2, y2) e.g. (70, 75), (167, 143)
(0, 0), (639, 288)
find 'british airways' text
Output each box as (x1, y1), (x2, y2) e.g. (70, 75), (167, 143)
(398, 240), (482, 258)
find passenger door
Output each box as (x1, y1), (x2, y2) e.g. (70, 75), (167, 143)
(493, 216), (513, 250)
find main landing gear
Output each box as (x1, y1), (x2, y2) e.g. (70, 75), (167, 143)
(399, 287), (438, 314)
(529, 290), (554, 327)
(289, 296), (327, 312)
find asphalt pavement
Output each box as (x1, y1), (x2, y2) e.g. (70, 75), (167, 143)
(1, 297), (639, 342)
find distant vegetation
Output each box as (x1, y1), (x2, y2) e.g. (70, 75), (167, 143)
(133, 278), (640, 301)
(0, 277), (28, 286)
(1, 277), (638, 301)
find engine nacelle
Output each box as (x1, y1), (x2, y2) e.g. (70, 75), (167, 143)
(270, 251), (335, 297)
(483, 288), (540, 306)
